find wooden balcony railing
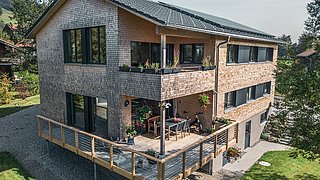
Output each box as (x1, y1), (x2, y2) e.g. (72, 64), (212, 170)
(37, 115), (239, 180)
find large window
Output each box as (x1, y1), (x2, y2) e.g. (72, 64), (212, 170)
(63, 26), (106, 64)
(224, 81), (272, 110)
(66, 93), (108, 134)
(131, 42), (174, 67)
(227, 45), (273, 64)
(180, 44), (204, 64)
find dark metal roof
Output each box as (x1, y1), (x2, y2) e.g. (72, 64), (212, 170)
(27, 0), (280, 43)
(111, 0), (278, 42)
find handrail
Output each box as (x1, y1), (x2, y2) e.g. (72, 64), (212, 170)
(37, 115), (162, 163)
(161, 122), (238, 162)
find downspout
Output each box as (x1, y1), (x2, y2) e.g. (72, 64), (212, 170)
(214, 36), (231, 118)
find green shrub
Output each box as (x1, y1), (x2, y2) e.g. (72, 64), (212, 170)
(19, 71), (40, 96)
(0, 73), (13, 105)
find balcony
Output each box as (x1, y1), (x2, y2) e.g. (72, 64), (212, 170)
(37, 115), (238, 180)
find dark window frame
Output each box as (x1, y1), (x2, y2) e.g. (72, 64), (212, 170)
(227, 44), (274, 64)
(260, 111), (268, 124)
(224, 91), (236, 109)
(63, 26), (106, 65)
(180, 43), (204, 64)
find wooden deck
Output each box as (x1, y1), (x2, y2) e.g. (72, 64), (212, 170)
(37, 115), (239, 180)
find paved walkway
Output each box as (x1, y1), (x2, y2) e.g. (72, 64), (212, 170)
(189, 141), (290, 180)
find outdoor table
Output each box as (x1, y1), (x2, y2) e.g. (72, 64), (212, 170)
(165, 118), (187, 140)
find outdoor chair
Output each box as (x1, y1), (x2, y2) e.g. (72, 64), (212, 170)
(147, 116), (160, 136)
(174, 121), (185, 141)
(183, 120), (191, 137)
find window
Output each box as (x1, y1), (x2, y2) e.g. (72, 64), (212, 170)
(260, 111), (268, 124)
(63, 26), (106, 64)
(238, 46), (250, 63)
(266, 48), (274, 61)
(258, 47), (267, 62)
(131, 42), (174, 67)
(255, 84), (264, 98)
(263, 82), (271, 95)
(227, 45), (273, 64)
(247, 86), (256, 101)
(236, 88), (247, 106)
(249, 47), (258, 62)
(224, 91), (236, 109)
(227, 45), (238, 63)
(180, 44), (204, 64)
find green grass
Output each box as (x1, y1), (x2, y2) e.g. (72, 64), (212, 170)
(0, 8), (15, 24)
(242, 151), (320, 180)
(0, 152), (34, 180)
(0, 95), (40, 118)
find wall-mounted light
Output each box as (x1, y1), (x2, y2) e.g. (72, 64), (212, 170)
(125, 100), (130, 107)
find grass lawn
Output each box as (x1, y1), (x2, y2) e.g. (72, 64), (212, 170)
(0, 152), (34, 180)
(242, 151), (320, 180)
(0, 95), (40, 118)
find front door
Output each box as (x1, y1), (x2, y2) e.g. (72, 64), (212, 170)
(245, 121), (251, 149)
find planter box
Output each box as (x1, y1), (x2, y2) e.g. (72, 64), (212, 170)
(127, 137), (135, 145)
(131, 67), (144, 73)
(144, 68), (160, 74)
(161, 68), (173, 74)
(202, 66), (216, 71)
(172, 68), (181, 74)
(119, 66), (130, 72)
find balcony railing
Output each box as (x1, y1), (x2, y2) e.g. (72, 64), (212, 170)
(37, 115), (238, 180)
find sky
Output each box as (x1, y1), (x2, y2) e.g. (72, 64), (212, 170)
(160, 0), (310, 43)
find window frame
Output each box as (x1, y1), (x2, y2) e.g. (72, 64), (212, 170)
(260, 111), (268, 124)
(224, 91), (236, 110)
(63, 26), (106, 65)
(180, 44), (204, 64)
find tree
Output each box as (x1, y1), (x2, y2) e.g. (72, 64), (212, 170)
(10, 0), (53, 73)
(305, 0), (320, 37)
(277, 35), (296, 59)
(0, 5), (3, 16)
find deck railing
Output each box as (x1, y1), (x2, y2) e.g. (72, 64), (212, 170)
(37, 115), (238, 180)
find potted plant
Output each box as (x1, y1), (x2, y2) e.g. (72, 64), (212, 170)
(119, 64), (130, 72)
(131, 64), (144, 73)
(145, 62), (160, 74)
(214, 117), (232, 130)
(207, 128), (215, 134)
(225, 147), (241, 162)
(137, 159), (144, 168)
(126, 125), (137, 145)
(144, 149), (159, 164)
(202, 56), (216, 71)
(172, 51), (181, 73)
(137, 106), (152, 134)
(198, 93), (211, 111)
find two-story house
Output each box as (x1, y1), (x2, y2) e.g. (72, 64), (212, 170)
(27, 0), (280, 179)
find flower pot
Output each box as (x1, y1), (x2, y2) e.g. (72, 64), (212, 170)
(131, 67), (144, 73)
(161, 68), (173, 74)
(127, 137), (135, 145)
(172, 68), (181, 73)
(144, 68), (160, 74)
(119, 66), (130, 72)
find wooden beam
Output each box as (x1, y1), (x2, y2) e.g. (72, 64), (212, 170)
(75, 131), (79, 154)
(236, 123), (239, 143)
(182, 152), (186, 179)
(48, 121), (52, 141)
(91, 137), (95, 161)
(37, 117), (41, 136)
(160, 101), (166, 155)
(157, 26), (212, 39)
(61, 126), (65, 147)
(199, 143), (203, 168)
(161, 35), (167, 69)
(214, 135), (217, 158)
(110, 145), (114, 170)
(131, 152), (135, 180)
(226, 129), (229, 150)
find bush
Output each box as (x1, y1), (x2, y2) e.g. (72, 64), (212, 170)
(19, 71), (40, 96)
(0, 73), (13, 105)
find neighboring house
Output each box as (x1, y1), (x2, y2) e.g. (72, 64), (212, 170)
(297, 48), (319, 69)
(27, 0), (279, 179)
(0, 39), (18, 78)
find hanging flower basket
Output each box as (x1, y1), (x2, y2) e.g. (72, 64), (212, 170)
(225, 147), (242, 162)
(198, 93), (211, 110)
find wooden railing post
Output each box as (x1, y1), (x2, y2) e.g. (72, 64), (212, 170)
(37, 117), (41, 137)
(214, 135), (217, 158)
(182, 151), (186, 179)
(61, 126), (65, 147)
(226, 128), (229, 150)
(131, 152), (135, 180)
(49, 121), (52, 141)
(110, 145), (114, 170)
(157, 162), (165, 180)
(91, 137), (95, 160)
(199, 142), (203, 168)
(75, 131), (79, 154)
(236, 123), (239, 143)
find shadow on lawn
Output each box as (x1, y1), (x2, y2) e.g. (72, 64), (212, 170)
(242, 170), (289, 180)
(0, 152), (34, 179)
(294, 173), (319, 180)
(0, 105), (34, 118)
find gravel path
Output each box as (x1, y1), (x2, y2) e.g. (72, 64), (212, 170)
(0, 106), (121, 180)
